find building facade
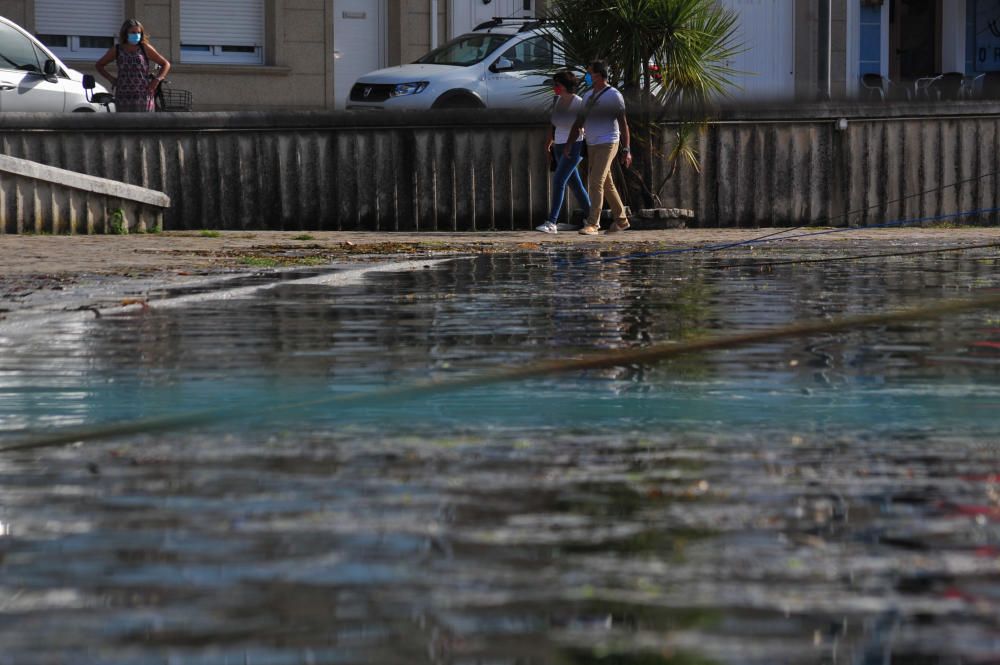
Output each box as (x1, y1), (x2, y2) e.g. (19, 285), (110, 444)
(0, 0), (543, 110)
(850, 0), (985, 88)
(789, 0), (980, 99)
(0, 1), (987, 110)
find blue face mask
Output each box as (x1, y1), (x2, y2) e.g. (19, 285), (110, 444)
(584, 73), (593, 87)
(127, 33), (141, 45)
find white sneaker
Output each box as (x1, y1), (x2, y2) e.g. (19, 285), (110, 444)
(535, 222), (558, 234)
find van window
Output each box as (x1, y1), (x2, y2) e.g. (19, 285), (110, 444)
(0, 24), (43, 73)
(498, 35), (553, 71)
(417, 33), (510, 67)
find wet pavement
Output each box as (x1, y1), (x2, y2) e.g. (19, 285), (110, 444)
(1, 247), (999, 664)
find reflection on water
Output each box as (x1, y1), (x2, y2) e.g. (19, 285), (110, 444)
(1, 250), (999, 664)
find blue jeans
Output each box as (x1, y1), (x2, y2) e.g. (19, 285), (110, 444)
(549, 141), (590, 224)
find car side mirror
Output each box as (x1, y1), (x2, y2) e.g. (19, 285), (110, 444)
(42, 59), (59, 81)
(491, 57), (514, 73)
(82, 73), (96, 90)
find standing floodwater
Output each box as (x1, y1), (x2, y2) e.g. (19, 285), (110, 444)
(1, 249), (999, 664)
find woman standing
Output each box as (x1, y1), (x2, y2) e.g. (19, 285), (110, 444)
(96, 19), (171, 112)
(536, 71), (591, 234)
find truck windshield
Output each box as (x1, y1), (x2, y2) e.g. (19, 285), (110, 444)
(416, 33), (510, 67)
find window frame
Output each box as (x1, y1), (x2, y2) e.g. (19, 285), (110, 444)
(36, 35), (115, 62)
(179, 0), (266, 66)
(179, 44), (264, 65)
(34, 0), (121, 63)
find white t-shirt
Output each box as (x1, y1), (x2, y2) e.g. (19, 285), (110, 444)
(580, 86), (626, 145)
(551, 95), (585, 145)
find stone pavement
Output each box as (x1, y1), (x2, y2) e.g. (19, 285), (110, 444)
(1, 228), (998, 324)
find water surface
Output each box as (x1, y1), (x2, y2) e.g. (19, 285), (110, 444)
(1, 249), (999, 664)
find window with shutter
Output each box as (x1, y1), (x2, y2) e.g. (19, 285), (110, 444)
(180, 0), (265, 65)
(35, 0), (122, 61)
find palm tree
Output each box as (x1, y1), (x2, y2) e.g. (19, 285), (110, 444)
(542, 0), (741, 209)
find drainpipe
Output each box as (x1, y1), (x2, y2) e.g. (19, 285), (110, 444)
(430, 0), (439, 49)
(818, 0), (831, 101)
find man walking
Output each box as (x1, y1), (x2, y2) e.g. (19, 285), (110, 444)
(565, 60), (632, 235)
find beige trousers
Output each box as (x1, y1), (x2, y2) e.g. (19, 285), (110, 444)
(585, 142), (627, 228)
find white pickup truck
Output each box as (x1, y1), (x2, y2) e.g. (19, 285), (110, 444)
(346, 18), (557, 110)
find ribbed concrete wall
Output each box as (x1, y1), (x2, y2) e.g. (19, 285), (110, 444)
(0, 112), (549, 232)
(656, 109), (1000, 228)
(0, 103), (997, 232)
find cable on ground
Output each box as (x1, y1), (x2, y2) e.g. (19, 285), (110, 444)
(5, 290), (1000, 454)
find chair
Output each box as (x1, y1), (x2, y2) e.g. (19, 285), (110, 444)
(860, 73), (910, 102)
(913, 75), (939, 100)
(860, 73), (885, 101)
(963, 73), (985, 99)
(886, 79), (912, 101)
(982, 71), (1000, 100)
(928, 72), (965, 101)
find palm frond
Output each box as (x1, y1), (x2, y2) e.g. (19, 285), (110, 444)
(542, 0), (742, 184)
(543, 0), (742, 109)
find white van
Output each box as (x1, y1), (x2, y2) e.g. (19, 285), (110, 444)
(0, 15), (108, 112)
(347, 18), (556, 110)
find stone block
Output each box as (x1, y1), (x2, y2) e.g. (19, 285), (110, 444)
(636, 208), (695, 220)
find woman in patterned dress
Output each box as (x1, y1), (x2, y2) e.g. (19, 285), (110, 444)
(96, 19), (171, 112)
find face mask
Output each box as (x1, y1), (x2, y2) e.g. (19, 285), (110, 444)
(127, 33), (141, 45)
(553, 85), (564, 96)
(584, 73), (593, 87)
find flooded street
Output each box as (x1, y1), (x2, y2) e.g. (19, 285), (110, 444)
(1, 247), (1000, 664)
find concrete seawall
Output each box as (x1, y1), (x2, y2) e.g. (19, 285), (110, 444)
(661, 103), (1000, 228)
(0, 102), (998, 232)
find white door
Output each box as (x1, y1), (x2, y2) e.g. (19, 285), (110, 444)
(715, 0), (795, 100)
(485, 33), (553, 108)
(0, 22), (66, 111)
(449, 0), (535, 38)
(333, 0), (386, 109)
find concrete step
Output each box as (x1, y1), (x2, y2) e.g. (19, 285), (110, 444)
(0, 154), (170, 234)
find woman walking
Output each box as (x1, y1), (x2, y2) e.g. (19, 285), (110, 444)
(536, 71), (591, 234)
(565, 61), (632, 235)
(96, 19), (171, 112)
